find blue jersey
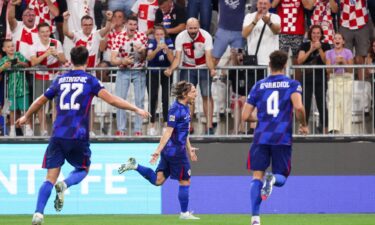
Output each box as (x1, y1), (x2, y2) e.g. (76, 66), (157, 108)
(247, 74), (302, 145)
(147, 38), (174, 67)
(164, 100), (190, 155)
(44, 70), (104, 140)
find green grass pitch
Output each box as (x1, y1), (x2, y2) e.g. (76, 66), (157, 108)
(2, 214), (375, 225)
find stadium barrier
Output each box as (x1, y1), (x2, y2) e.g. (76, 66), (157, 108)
(1, 64), (375, 138)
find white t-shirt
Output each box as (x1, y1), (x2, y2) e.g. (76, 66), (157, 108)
(30, 38), (64, 80)
(12, 21), (38, 60)
(175, 29), (213, 67)
(72, 30), (102, 67)
(243, 12), (280, 65)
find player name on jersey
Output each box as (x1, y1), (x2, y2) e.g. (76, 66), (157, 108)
(58, 76), (88, 84)
(260, 81), (290, 89)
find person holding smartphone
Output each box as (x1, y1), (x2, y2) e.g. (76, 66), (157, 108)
(146, 25), (174, 135)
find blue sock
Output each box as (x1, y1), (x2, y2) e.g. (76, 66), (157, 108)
(35, 181), (54, 214)
(64, 169), (88, 188)
(250, 179), (262, 216)
(274, 174), (287, 187)
(178, 185), (189, 213)
(136, 164), (157, 185)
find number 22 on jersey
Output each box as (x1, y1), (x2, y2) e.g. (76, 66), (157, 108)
(60, 83), (83, 110)
(267, 91), (280, 117)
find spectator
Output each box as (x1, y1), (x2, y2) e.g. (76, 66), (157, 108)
(8, 1), (39, 60)
(100, 9), (127, 64)
(131, 0), (159, 36)
(63, 0), (96, 58)
(226, 48), (251, 134)
(164, 18), (216, 135)
(297, 25), (331, 133)
(187, 0), (212, 32)
(242, 0), (280, 83)
(155, 0), (186, 43)
(272, 0), (312, 60)
(63, 11), (112, 68)
(26, 0), (59, 34)
(108, 0), (136, 17)
(365, 39), (375, 128)
(212, 0), (245, 65)
(309, 0), (338, 45)
(325, 33), (354, 134)
(0, 39), (33, 137)
(111, 16), (148, 136)
(339, 0), (370, 78)
(30, 22), (67, 136)
(54, 0), (67, 43)
(146, 25), (174, 135)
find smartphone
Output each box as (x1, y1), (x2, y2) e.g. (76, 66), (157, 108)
(49, 42), (55, 47)
(10, 58), (17, 66)
(160, 38), (165, 44)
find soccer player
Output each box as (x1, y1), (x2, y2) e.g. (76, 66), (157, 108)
(16, 46), (150, 225)
(118, 81), (200, 220)
(241, 50), (309, 225)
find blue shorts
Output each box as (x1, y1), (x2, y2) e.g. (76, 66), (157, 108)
(212, 28), (244, 59)
(156, 152), (191, 181)
(42, 137), (91, 171)
(247, 144), (292, 177)
(179, 69), (212, 97)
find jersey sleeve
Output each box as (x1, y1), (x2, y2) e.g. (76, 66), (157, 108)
(291, 80), (303, 95)
(166, 38), (174, 50)
(167, 106), (179, 128)
(174, 33), (184, 51)
(44, 78), (59, 99)
(246, 84), (257, 106)
(90, 76), (105, 96)
(131, 0), (140, 14)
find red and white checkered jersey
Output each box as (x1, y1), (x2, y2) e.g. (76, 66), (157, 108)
(340, 0), (368, 30)
(12, 21), (38, 60)
(72, 30), (101, 68)
(131, 0), (159, 33)
(311, 0), (335, 44)
(277, 0), (305, 35)
(103, 26), (127, 62)
(175, 29), (213, 67)
(27, 0), (58, 32)
(67, 0), (96, 32)
(111, 30), (148, 68)
(30, 38), (64, 80)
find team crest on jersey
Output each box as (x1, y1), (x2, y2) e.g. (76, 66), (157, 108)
(169, 115), (175, 122)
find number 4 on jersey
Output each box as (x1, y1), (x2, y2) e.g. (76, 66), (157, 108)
(267, 91), (280, 117)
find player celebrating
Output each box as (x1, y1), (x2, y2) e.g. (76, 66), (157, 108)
(241, 50), (309, 225)
(16, 46), (150, 225)
(118, 81), (200, 220)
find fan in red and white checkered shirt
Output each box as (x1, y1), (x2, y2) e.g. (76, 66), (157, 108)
(26, 0), (59, 33)
(131, 0), (159, 36)
(340, 0), (368, 30)
(311, 0), (338, 45)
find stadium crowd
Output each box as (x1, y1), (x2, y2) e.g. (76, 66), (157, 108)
(0, 0), (374, 137)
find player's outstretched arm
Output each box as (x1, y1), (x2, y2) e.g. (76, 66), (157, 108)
(16, 95), (49, 126)
(241, 103), (258, 122)
(291, 93), (309, 135)
(98, 89), (151, 118)
(150, 127), (174, 164)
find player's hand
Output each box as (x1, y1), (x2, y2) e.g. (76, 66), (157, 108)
(135, 108), (151, 119)
(63, 11), (70, 20)
(16, 116), (27, 126)
(105, 11), (113, 21)
(150, 152), (160, 165)
(299, 124), (309, 135)
(164, 68), (173, 77)
(189, 147), (198, 161)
